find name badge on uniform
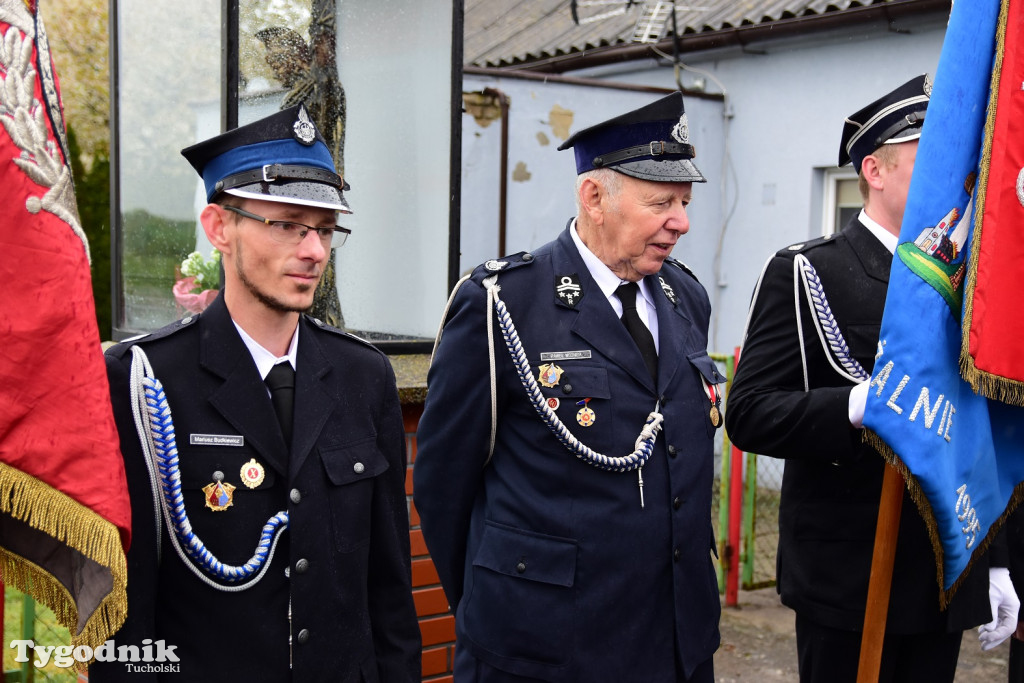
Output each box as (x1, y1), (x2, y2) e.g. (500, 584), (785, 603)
(191, 434), (245, 447)
(555, 274), (583, 308)
(540, 350), (592, 362)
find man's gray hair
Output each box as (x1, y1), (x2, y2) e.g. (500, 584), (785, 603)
(575, 168), (623, 212)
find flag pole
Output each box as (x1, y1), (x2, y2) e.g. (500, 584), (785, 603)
(856, 463), (904, 683)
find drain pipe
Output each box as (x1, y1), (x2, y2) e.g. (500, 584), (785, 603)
(483, 87), (510, 256)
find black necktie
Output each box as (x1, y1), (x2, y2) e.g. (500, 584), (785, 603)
(265, 362), (295, 446)
(615, 282), (658, 381)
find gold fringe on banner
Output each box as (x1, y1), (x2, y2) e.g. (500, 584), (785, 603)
(959, 0), (1024, 407)
(862, 428), (1020, 610)
(0, 462), (127, 660)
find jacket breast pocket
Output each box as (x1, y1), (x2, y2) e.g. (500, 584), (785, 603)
(534, 362), (614, 443)
(463, 521), (577, 666)
(687, 351), (726, 437)
(320, 435), (388, 552)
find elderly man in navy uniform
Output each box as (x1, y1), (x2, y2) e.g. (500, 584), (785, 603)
(725, 76), (1017, 683)
(414, 92), (724, 682)
(93, 106), (421, 682)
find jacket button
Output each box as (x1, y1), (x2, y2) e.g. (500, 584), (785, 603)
(516, 561), (527, 574)
(667, 444), (677, 457)
(522, 252), (534, 262)
(353, 462), (365, 474)
(296, 628), (310, 644)
(562, 384), (573, 394)
(290, 488), (302, 504)
(295, 559), (310, 574)
(673, 497), (682, 510)
(673, 547), (681, 562)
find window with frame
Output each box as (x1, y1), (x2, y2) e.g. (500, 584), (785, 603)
(821, 167), (861, 237)
(111, 0), (461, 353)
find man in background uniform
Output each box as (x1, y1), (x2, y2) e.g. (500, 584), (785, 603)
(93, 105), (420, 682)
(414, 92), (724, 682)
(725, 76), (1016, 683)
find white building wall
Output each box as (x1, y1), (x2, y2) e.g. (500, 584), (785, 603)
(462, 15), (947, 355)
(460, 78), (725, 282)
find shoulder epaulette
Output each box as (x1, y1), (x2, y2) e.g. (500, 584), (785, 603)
(664, 256), (699, 282)
(305, 315), (379, 349)
(104, 312), (203, 359)
(470, 251), (537, 282)
(777, 234), (836, 257)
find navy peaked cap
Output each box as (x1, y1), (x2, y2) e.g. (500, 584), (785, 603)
(839, 74), (931, 171)
(181, 104), (351, 213)
(557, 92), (705, 183)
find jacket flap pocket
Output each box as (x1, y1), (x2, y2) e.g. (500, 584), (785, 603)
(474, 522), (577, 586)
(687, 351), (726, 385)
(534, 363), (611, 399)
(178, 450), (277, 489)
(320, 436), (388, 486)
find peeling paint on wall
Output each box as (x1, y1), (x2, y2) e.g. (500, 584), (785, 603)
(463, 91), (503, 128)
(536, 131), (550, 146)
(512, 161), (532, 182)
(549, 104), (573, 141)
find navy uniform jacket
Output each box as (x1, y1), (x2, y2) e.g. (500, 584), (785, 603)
(91, 294), (421, 682)
(414, 226), (724, 682)
(725, 217), (990, 633)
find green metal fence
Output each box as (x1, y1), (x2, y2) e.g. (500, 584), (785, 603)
(3, 590), (77, 683)
(714, 351), (780, 595)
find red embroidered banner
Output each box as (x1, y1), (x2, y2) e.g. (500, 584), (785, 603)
(962, 0), (1024, 405)
(0, 0), (129, 651)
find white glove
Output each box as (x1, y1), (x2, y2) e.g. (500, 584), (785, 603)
(979, 567), (1020, 650)
(848, 381), (869, 428)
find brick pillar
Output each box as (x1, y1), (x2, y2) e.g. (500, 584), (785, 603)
(404, 403), (456, 682)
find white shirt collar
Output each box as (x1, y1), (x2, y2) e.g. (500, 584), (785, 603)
(233, 320), (299, 379)
(569, 219), (658, 349)
(858, 209), (898, 254)
(569, 219), (656, 309)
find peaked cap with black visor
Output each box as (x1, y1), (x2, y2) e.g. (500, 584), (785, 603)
(181, 104), (351, 214)
(557, 91), (706, 183)
(839, 74), (931, 172)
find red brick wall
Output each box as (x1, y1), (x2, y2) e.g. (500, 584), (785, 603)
(404, 403), (456, 682)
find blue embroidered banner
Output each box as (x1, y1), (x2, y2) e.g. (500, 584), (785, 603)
(863, 0), (1024, 601)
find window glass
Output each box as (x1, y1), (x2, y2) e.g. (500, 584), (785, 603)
(115, 1), (221, 332)
(116, 0), (456, 346)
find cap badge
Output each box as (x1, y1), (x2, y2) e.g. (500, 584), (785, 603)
(537, 363), (564, 388)
(671, 113), (690, 144)
(923, 74), (933, 97)
(293, 105), (317, 146)
(658, 276), (679, 305)
(555, 274), (583, 308)
(240, 458), (266, 489)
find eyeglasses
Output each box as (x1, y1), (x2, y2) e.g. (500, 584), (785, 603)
(223, 206), (351, 248)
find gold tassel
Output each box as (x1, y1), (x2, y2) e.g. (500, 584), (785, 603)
(959, 0), (1024, 407)
(862, 428), (1021, 610)
(0, 462), (127, 663)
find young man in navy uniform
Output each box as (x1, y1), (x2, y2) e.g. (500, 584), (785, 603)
(414, 92), (725, 682)
(93, 106), (421, 681)
(725, 76), (1017, 683)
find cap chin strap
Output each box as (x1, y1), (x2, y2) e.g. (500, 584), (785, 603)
(215, 163), (344, 195)
(593, 140), (695, 168)
(870, 111), (926, 150)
